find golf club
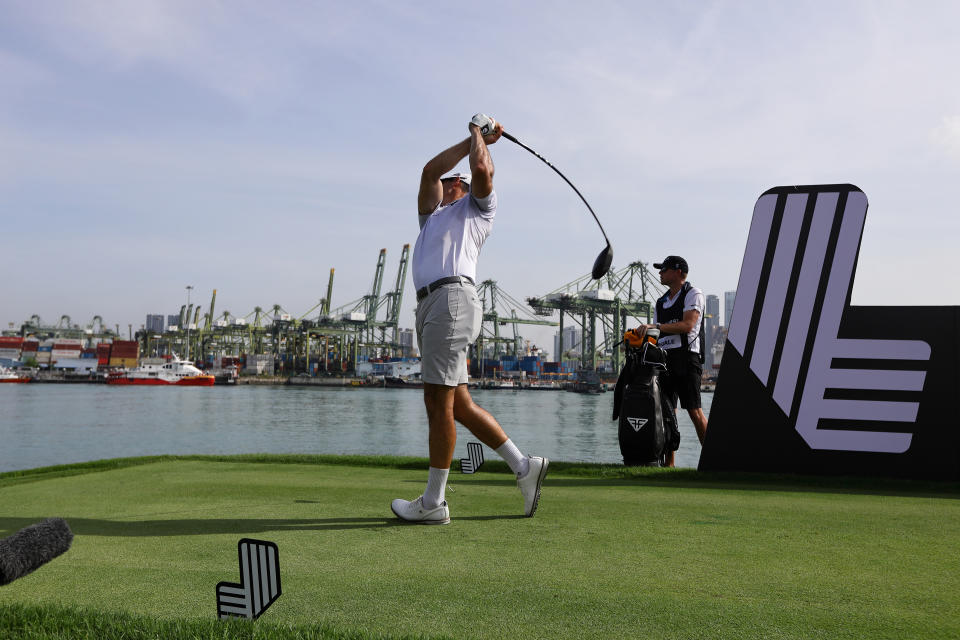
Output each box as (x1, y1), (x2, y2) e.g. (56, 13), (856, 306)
(501, 131), (613, 280)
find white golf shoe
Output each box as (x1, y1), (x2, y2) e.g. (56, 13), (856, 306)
(517, 456), (549, 517)
(390, 496), (451, 525)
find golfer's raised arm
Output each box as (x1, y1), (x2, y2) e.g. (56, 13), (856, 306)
(468, 121), (502, 200)
(418, 138), (471, 214)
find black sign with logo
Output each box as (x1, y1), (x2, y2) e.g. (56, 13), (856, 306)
(699, 184), (959, 480)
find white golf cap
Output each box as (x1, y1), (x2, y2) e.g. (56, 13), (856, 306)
(442, 171), (471, 185)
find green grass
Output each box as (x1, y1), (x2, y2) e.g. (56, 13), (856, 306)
(1, 456), (958, 639)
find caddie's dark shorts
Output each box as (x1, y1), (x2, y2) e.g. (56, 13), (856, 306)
(660, 349), (703, 410)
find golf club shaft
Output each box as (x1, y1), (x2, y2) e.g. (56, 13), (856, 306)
(502, 131), (610, 246)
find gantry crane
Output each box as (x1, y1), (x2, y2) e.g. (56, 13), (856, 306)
(474, 279), (558, 360)
(526, 261), (664, 372)
(330, 245), (411, 359)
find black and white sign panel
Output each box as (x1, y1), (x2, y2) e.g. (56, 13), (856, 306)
(216, 538), (282, 620)
(700, 184), (959, 480)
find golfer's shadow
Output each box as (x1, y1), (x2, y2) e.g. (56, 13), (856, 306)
(0, 513), (523, 538)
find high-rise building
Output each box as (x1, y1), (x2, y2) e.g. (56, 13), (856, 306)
(724, 290), (736, 328)
(554, 326), (581, 361)
(145, 314), (164, 334)
(704, 295), (720, 372)
(167, 314), (180, 331)
(397, 328), (415, 357)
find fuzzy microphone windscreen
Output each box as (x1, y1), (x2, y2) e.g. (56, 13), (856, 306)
(0, 517), (74, 586)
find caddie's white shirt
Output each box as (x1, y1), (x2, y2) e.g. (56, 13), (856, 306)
(653, 285), (705, 353)
(412, 191), (496, 290)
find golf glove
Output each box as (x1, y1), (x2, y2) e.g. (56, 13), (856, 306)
(470, 113), (497, 136)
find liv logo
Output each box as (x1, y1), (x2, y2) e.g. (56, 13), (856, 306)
(627, 417), (648, 432)
(726, 186), (929, 453)
(702, 185), (958, 481)
(216, 539), (281, 620)
(460, 442), (485, 474)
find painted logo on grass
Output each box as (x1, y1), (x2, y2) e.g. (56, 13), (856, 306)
(460, 442), (484, 474)
(216, 538), (281, 620)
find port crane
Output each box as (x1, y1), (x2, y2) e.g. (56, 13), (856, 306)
(526, 261), (664, 372)
(474, 280), (558, 360)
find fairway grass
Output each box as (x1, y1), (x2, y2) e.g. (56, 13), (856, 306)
(1, 456), (958, 639)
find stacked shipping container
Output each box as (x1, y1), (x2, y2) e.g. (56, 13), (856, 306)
(51, 339), (83, 362)
(0, 336), (23, 361)
(108, 340), (139, 368)
(470, 356), (567, 378)
(36, 340), (53, 366)
(21, 339), (38, 363)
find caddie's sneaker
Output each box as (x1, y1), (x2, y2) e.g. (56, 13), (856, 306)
(517, 456), (549, 517)
(390, 496), (450, 525)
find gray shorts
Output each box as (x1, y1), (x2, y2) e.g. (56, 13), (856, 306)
(416, 282), (481, 386)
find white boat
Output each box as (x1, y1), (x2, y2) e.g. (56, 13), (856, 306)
(107, 355), (214, 386)
(527, 381), (560, 390)
(0, 366), (30, 383)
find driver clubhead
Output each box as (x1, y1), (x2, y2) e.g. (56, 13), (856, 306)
(592, 244), (613, 280)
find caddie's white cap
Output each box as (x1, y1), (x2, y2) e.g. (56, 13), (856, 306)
(441, 171), (471, 185)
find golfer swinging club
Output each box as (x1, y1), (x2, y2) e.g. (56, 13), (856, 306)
(391, 113), (549, 524)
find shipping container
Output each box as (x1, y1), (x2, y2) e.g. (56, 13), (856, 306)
(108, 356), (138, 368)
(110, 341), (139, 358)
(0, 337), (24, 349)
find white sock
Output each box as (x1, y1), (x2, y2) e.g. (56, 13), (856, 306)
(496, 439), (530, 477)
(423, 467), (449, 509)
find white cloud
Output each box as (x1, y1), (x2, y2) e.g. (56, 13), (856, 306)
(933, 115), (960, 157)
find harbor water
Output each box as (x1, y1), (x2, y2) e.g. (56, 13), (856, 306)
(0, 385), (710, 473)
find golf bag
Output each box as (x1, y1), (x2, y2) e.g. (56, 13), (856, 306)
(612, 336), (679, 466)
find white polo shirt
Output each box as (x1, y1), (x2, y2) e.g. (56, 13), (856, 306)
(411, 191), (497, 290)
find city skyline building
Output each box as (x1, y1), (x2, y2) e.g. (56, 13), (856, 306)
(554, 326), (582, 361)
(704, 294), (720, 372)
(145, 314), (164, 334)
(398, 328), (415, 357)
(724, 290), (736, 328)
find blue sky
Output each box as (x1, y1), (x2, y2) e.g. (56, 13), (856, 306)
(2, 1), (959, 351)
